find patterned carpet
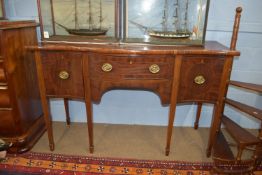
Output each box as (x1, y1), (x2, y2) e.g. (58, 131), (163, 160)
(0, 152), (261, 175)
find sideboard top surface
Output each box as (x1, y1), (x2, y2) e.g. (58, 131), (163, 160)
(0, 20), (38, 30)
(28, 41), (240, 56)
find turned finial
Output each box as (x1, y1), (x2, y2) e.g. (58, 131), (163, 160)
(236, 7), (243, 13)
(230, 7), (243, 50)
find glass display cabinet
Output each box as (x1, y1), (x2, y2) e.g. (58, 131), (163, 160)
(123, 0), (210, 45)
(37, 0), (118, 42)
(37, 0), (210, 45)
(0, 0), (5, 20)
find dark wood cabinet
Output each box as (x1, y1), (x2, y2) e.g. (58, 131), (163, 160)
(0, 21), (44, 153)
(29, 41), (240, 156)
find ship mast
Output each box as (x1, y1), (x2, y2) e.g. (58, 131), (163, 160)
(184, 0), (189, 32)
(99, 0), (102, 29)
(88, 0), (93, 30)
(161, 0), (168, 32)
(74, 0), (79, 29)
(173, 0), (179, 32)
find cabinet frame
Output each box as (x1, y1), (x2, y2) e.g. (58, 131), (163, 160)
(0, 0), (5, 20)
(37, 0), (210, 46)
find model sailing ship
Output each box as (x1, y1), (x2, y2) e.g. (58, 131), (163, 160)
(131, 0), (191, 39)
(56, 0), (108, 36)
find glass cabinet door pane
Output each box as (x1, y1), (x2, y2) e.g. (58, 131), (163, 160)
(124, 0), (209, 45)
(40, 0), (54, 37)
(39, 0), (117, 41)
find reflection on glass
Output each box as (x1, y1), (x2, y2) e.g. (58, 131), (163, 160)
(40, 0), (115, 39)
(125, 0), (209, 45)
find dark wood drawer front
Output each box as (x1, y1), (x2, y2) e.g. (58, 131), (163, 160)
(0, 110), (17, 136)
(41, 52), (84, 98)
(178, 56), (225, 102)
(89, 54), (174, 80)
(0, 86), (11, 107)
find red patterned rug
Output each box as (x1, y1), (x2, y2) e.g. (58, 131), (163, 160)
(0, 152), (261, 175)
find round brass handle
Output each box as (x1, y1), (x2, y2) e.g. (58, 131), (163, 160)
(149, 64), (160, 74)
(59, 71), (70, 80)
(194, 75), (206, 85)
(102, 63), (113, 72)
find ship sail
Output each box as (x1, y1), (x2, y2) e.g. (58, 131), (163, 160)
(56, 0), (108, 36)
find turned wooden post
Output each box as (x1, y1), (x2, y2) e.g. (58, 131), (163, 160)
(230, 7), (243, 50)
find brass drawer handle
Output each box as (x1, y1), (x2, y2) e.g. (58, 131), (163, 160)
(59, 71), (70, 80)
(102, 63), (113, 72)
(149, 64), (160, 74)
(194, 75), (206, 85)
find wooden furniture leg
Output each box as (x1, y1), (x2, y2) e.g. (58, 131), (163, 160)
(64, 98), (71, 126)
(236, 146), (244, 161)
(165, 56), (182, 156)
(206, 104), (220, 157)
(259, 122), (262, 139)
(206, 55), (234, 157)
(194, 103), (203, 129)
(34, 51), (54, 151)
(83, 57), (94, 153)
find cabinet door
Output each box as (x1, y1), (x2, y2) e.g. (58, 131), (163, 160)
(178, 56), (225, 103)
(41, 51), (84, 99)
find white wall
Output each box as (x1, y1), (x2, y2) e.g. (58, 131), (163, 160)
(4, 0), (262, 128)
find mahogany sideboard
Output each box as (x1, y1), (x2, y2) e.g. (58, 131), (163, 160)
(0, 20), (45, 153)
(28, 39), (240, 156)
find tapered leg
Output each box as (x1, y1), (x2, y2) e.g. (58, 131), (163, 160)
(206, 104), (221, 157)
(258, 122), (262, 139)
(237, 146), (244, 160)
(64, 98), (70, 126)
(165, 56), (182, 156)
(43, 99), (55, 151)
(194, 103), (203, 130)
(83, 57), (94, 153)
(166, 102), (177, 156)
(34, 51), (54, 151)
(85, 99), (94, 153)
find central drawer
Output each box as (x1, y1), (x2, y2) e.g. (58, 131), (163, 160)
(41, 51), (85, 98)
(89, 53), (174, 80)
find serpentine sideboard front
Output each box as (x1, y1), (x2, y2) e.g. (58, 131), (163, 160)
(28, 41), (240, 157)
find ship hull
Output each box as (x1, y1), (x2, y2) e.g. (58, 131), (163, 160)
(148, 30), (191, 39)
(67, 29), (108, 36)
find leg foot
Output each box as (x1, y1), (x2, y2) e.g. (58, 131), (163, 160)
(206, 148), (211, 157)
(165, 148), (170, 156)
(49, 143), (55, 151)
(89, 146), (94, 154)
(194, 122), (199, 130)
